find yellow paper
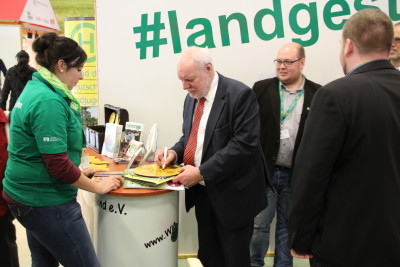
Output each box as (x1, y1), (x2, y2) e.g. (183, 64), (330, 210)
(133, 164), (181, 177)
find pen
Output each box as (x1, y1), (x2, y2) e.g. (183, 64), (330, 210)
(162, 147), (167, 169)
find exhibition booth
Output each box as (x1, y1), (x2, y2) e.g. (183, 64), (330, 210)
(93, 0), (398, 257)
(2, 0), (399, 265)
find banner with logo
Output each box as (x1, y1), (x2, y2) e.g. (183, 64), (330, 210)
(65, 17), (98, 108)
(95, 0), (398, 147)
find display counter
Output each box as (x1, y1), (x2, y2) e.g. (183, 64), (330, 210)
(79, 149), (179, 267)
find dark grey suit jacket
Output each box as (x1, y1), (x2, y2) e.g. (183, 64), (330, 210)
(172, 73), (269, 230)
(289, 60), (400, 266)
(252, 77), (321, 171)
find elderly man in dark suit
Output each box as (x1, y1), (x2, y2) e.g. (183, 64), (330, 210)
(249, 42), (321, 267)
(289, 8), (400, 267)
(155, 46), (269, 267)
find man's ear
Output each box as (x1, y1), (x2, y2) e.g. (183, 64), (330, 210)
(205, 62), (213, 73)
(299, 57), (305, 71)
(344, 38), (354, 57)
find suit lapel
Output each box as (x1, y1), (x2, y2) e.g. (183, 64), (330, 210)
(299, 79), (319, 126)
(300, 80), (312, 123)
(202, 74), (226, 159)
(268, 79), (281, 129)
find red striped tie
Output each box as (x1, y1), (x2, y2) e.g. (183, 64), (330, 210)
(183, 97), (206, 166)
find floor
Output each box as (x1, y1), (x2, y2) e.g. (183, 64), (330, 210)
(15, 220), (310, 267)
(177, 257), (310, 267)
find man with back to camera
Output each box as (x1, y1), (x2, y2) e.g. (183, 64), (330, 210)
(389, 22), (400, 69)
(249, 42), (321, 267)
(288, 9), (400, 266)
(154, 46), (270, 267)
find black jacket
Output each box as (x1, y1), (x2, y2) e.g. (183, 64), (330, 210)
(171, 73), (269, 230)
(0, 65), (36, 111)
(252, 77), (321, 171)
(289, 60), (400, 266)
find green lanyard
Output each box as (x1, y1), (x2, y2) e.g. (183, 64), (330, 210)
(279, 81), (304, 124)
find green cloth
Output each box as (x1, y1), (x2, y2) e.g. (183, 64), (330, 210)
(37, 66), (81, 113)
(3, 72), (84, 206)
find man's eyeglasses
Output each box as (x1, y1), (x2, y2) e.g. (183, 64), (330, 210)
(273, 58), (303, 67)
(394, 37), (400, 44)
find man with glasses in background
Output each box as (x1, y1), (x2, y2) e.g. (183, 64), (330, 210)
(389, 22), (400, 70)
(249, 42), (321, 267)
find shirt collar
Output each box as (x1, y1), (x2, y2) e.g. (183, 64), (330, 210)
(280, 75), (305, 94)
(346, 59), (388, 76)
(203, 71), (218, 102)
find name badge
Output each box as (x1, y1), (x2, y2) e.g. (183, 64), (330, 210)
(280, 129), (290, 140)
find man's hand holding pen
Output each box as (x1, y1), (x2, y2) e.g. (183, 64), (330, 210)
(155, 148), (176, 169)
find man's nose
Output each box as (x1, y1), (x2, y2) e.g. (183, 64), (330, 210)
(182, 81), (190, 89)
(278, 63), (287, 70)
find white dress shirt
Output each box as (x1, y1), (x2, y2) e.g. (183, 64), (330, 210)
(194, 72), (218, 185)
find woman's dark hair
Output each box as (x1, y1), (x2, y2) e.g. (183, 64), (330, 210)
(16, 50), (29, 62)
(15, 50), (31, 79)
(32, 32), (87, 72)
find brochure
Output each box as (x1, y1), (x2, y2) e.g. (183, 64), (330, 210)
(125, 122), (144, 142)
(101, 123), (123, 158)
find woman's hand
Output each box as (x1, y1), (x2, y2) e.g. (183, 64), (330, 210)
(94, 176), (123, 194)
(82, 168), (104, 178)
(72, 173), (123, 194)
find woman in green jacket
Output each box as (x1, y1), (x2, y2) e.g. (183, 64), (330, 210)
(3, 32), (121, 267)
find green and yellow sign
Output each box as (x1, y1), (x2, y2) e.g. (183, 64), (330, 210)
(64, 17), (98, 107)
